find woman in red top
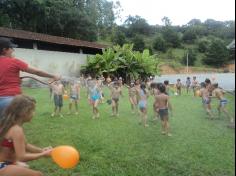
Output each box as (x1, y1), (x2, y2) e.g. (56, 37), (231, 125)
(0, 95), (52, 175)
(0, 37), (60, 118)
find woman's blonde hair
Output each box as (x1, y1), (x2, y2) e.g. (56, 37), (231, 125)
(0, 95), (36, 139)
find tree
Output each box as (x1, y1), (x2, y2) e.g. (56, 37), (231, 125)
(182, 29), (197, 44)
(161, 16), (172, 26)
(162, 27), (181, 48)
(153, 35), (167, 52)
(124, 15), (151, 37)
(198, 39), (210, 53)
(131, 35), (145, 52)
(111, 26), (126, 46)
(203, 39), (230, 67)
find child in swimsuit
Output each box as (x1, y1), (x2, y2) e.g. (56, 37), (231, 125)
(154, 84), (173, 136)
(137, 83), (149, 127)
(88, 79), (101, 119)
(68, 80), (80, 115)
(212, 83), (234, 124)
(109, 81), (122, 116)
(0, 95), (52, 175)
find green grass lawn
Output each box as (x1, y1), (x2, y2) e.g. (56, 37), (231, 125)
(23, 87), (235, 176)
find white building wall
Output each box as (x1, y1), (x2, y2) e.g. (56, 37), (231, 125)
(14, 48), (89, 77)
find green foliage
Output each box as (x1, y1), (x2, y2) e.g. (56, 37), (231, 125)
(153, 35), (167, 52)
(198, 39), (210, 53)
(131, 35), (146, 52)
(111, 26), (127, 46)
(82, 44), (159, 81)
(0, 0), (117, 41)
(203, 39), (230, 67)
(162, 27), (181, 48)
(124, 15), (152, 37)
(182, 49), (197, 66)
(182, 29), (197, 44)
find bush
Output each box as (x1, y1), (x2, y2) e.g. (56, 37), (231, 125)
(153, 35), (167, 52)
(203, 39), (230, 67)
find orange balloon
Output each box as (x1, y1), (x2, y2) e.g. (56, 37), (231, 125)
(63, 94), (69, 100)
(51, 146), (80, 169)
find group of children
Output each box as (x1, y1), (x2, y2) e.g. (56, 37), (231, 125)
(0, 75), (234, 175)
(199, 78), (234, 124)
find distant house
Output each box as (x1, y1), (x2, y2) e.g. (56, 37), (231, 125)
(0, 27), (107, 77)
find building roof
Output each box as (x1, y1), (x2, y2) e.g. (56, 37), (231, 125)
(0, 27), (107, 49)
(227, 39), (235, 50)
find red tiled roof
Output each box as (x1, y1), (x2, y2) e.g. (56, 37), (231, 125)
(0, 27), (107, 49)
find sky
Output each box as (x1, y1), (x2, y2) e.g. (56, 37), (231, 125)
(112, 0), (235, 25)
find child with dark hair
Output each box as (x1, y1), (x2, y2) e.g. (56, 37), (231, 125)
(163, 80), (170, 95)
(152, 82), (162, 121)
(109, 81), (122, 116)
(154, 83), (173, 136)
(199, 81), (213, 119)
(125, 82), (138, 114)
(175, 79), (182, 95)
(186, 77), (191, 94)
(137, 83), (149, 127)
(212, 83), (234, 124)
(191, 76), (199, 96)
(0, 95), (52, 175)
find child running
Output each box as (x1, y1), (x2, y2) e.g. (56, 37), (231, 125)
(137, 83), (149, 127)
(0, 95), (52, 175)
(126, 82), (138, 114)
(109, 81), (122, 117)
(175, 79), (182, 95)
(88, 78), (101, 119)
(152, 83), (162, 121)
(212, 83), (234, 123)
(154, 84), (173, 136)
(51, 81), (64, 117)
(68, 80), (80, 115)
(199, 81), (213, 119)
(163, 80), (170, 95)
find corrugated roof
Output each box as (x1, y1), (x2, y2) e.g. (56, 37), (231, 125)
(0, 27), (107, 49)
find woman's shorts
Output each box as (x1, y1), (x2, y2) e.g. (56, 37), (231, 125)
(0, 96), (14, 118)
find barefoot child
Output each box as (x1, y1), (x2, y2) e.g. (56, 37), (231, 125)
(154, 84), (173, 136)
(137, 83), (149, 127)
(109, 81), (122, 116)
(68, 80), (80, 115)
(88, 79), (101, 119)
(186, 77), (191, 94)
(212, 83), (234, 123)
(0, 95), (52, 175)
(199, 82), (213, 119)
(126, 82), (138, 114)
(192, 76), (199, 96)
(50, 81), (64, 117)
(175, 79), (182, 95)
